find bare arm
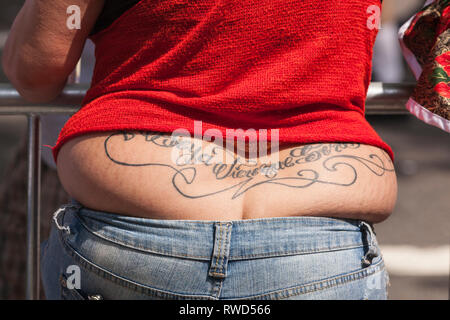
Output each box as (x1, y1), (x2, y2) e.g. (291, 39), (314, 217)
(1, 0), (105, 103)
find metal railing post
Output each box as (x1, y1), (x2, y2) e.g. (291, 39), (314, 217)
(0, 82), (416, 115)
(25, 114), (41, 300)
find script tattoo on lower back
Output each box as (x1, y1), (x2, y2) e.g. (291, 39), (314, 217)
(104, 131), (395, 199)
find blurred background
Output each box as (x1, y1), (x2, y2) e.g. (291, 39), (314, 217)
(0, 0), (449, 299)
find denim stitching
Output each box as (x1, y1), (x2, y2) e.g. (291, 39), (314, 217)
(80, 217), (368, 261)
(75, 212), (361, 226)
(72, 213), (367, 260)
(213, 223), (223, 274)
(220, 223), (226, 274)
(229, 244), (368, 260)
(214, 278), (224, 300)
(277, 263), (386, 300)
(56, 227), (214, 300)
(54, 217), (382, 300)
(220, 224), (230, 275)
(72, 210), (365, 260)
(73, 212), (212, 260)
(232, 258), (385, 300)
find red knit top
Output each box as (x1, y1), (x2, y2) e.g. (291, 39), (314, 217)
(52, 0), (394, 162)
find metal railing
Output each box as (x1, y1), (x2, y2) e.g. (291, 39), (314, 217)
(0, 81), (414, 300)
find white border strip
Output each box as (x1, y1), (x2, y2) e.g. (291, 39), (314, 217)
(398, 18), (422, 80)
(381, 245), (449, 277)
(406, 98), (450, 133)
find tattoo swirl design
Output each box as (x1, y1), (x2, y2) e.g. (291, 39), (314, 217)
(104, 132), (395, 199)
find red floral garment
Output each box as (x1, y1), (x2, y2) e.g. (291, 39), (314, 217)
(400, 0), (450, 132)
(433, 52), (450, 98)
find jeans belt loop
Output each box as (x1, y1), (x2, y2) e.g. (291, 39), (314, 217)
(52, 204), (79, 234)
(360, 221), (379, 267)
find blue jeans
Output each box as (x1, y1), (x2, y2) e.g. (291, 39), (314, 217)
(40, 200), (389, 300)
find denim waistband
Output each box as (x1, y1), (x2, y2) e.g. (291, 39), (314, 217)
(57, 199), (376, 262)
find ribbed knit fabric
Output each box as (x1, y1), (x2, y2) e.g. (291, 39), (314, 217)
(52, 0), (394, 162)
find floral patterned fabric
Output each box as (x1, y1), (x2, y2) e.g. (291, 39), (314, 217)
(399, 0), (450, 132)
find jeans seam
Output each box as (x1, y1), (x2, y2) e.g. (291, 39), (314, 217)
(72, 210), (366, 260)
(56, 228), (215, 300)
(67, 213), (370, 261)
(222, 223), (229, 274)
(73, 213), (212, 260)
(233, 258), (386, 300)
(76, 212), (365, 260)
(52, 218), (382, 300)
(212, 223), (223, 274)
(279, 264), (386, 300)
(229, 244), (368, 260)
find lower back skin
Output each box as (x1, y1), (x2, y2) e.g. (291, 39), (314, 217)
(56, 131), (398, 223)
